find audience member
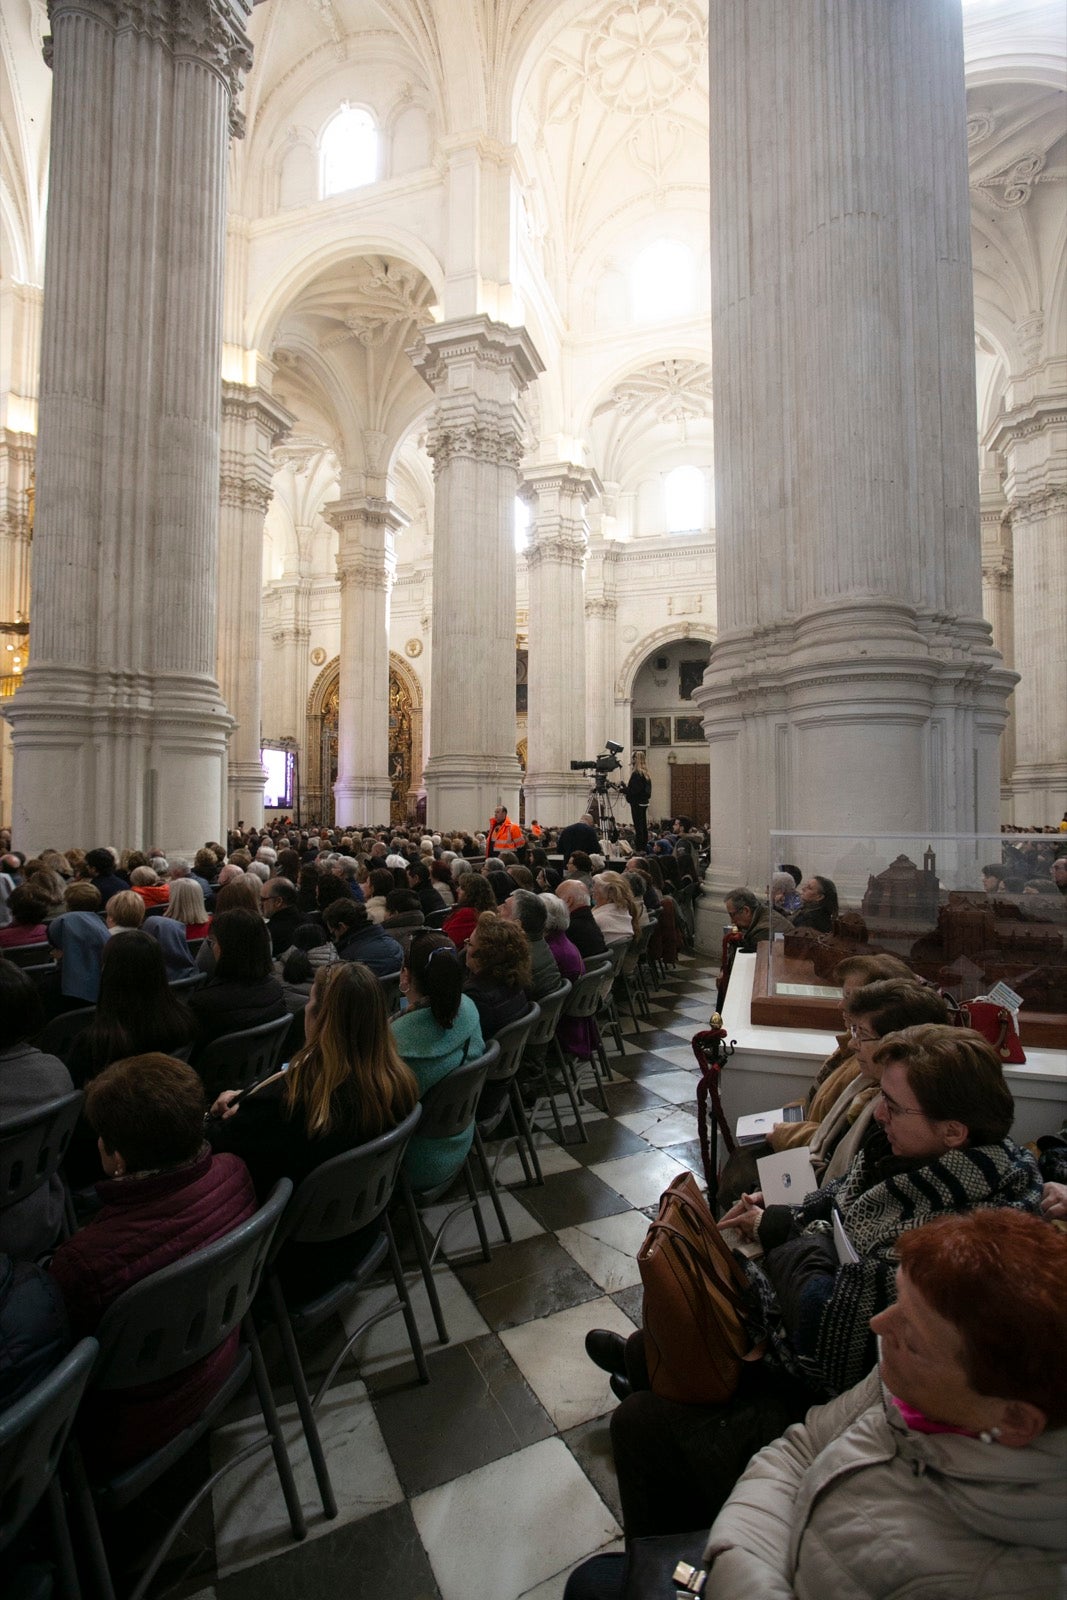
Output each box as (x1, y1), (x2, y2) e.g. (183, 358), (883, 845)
(406, 860), (446, 916)
(0, 963), (74, 1259)
(259, 877), (306, 957)
(105, 889), (145, 932)
(381, 889), (426, 957)
(188, 908), (287, 1051)
(48, 1054), (257, 1469)
(164, 877), (211, 940)
(463, 911), (531, 1038)
(323, 898), (404, 976)
(591, 871), (644, 946)
(0, 883), (50, 948)
(392, 932), (485, 1190)
(66, 931), (195, 1087)
(209, 961), (418, 1298)
(47, 910), (109, 1008)
(0, 1253), (71, 1407)
(141, 915), (198, 980)
(442, 870), (496, 948)
(63, 880), (102, 913)
(556, 878), (608, 960)
(792, 874), (839, 933)
(128, 865), (170, 912)
(503, 889), (561, 999)
(540, 892), (593, 1059)
(83, 847), (128, 903)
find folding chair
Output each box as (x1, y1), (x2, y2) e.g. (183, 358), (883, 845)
(475, 1003), (543, 1187)
(396, 1043), (500, 1343)
(194, 1013), (291, 1099)
(377, 968), (402, 1017)
(262, 1105), (426, 1518)
(0, 1336), (97, 1600)
(64, 1181), (303, 1600)
(551, 966), (614, 1115)
(0, 1091), (83, 1246)
(519, 981), (586, 1143)
(37, 1008), (96, 1064)
(3, 942), (53, 969)
(168, 971), (207, 995)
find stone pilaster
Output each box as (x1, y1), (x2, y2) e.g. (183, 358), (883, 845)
(218, 380), (292, 827)
(522, 463), (599, 824)
(979, 476), (1014, 810)
(7, 0), (252, 853)
(693, 0), (1015, 906)
(987, 393), (1067, 824)
(411, 316), (543, 831)
(327, 494), (405, 827)
(0, 431), (34, 829)
(582, 525), (620, 765)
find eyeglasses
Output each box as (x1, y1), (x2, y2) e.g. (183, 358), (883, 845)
(876, 1090), (928, 1121)
(848, 1023), (879, 1043)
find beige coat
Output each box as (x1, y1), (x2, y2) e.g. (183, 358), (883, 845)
(704, 1369), (1066, 1600)
(806, 1075), (879, 1183)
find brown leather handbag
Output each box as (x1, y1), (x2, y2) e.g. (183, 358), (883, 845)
(637, 1172), (765, 1405)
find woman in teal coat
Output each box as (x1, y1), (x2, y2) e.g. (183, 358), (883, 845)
(392, 930), (485, 1190)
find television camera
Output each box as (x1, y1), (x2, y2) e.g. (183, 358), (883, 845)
(569, 741), (625, 829)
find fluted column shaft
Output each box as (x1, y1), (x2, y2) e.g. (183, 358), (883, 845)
(8, 0), (251, 853)
(523, 464), (598, 824)
(328, 495), (404, 827)
(412, 317), (543, 831)
(218, 381), (292, 827)
(987, 396), (1067, 823)
(979, 478), (1014, 808)
(694, 0), (1014, 901)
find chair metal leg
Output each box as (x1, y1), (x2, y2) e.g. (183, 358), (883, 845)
(461, 1156), (493, 1261)
(46, 1473), (83, 1600)
(472, 1125), (512, 1243)
(398, 1178), (449, 1343)
(267, 1278), (337, 1520)
(246, 1317), (307, 1543)
(551, 1039), (588, 1141)
(385, 1215), (430, 1384)
(508, 1082), (544, 1185)
(63, 1439), (116, 1600)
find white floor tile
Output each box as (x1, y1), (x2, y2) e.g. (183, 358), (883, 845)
(590, 1149), (689, 1208)
(517, 1538), (626, 1599)
(412, 1436), (620, 1600)
(637, 1065), (700, 1100)
(615, 1107), (700, 1148)
(211, 1380), (403, 1575)
(490, 1133), (582, 1186)
(499, 1295), (637, 1430)
(554, 1210), (650, 1292)
(341, 1261), (491, 1374)
(418, 1186), (545, 1257)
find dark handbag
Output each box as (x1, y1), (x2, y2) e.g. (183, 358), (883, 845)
(638, 1172), (764, 1405)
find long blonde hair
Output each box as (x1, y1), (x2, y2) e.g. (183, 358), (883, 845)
(594, 871), (642, 938)
(285, 962), (417, 1138)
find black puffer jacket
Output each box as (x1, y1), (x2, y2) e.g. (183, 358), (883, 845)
(0, 1253), (72, 1408)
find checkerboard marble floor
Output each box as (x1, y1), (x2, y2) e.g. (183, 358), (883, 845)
(154, 954), (719, 1600)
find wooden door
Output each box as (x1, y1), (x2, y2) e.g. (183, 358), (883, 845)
(670, 761), (710, 825)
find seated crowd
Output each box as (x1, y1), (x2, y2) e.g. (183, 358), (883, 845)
(0, 818), (1063, 1599)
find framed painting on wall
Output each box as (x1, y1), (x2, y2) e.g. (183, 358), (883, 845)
(649, 715), (672, 747)
(679, 659), (708, 701)
(674, 715), (705, 743)
(632, 716), (647, 748)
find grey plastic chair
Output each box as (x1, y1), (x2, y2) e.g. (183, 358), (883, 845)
(520, 981), (581, 1142)
(0, 1092), (83, 1224)
(585, 948), (627, 1058)
(168, 970), (207, 994)
(552, 966), (613, 1115)
(194, 1012), (291, 1099)
(476, 1003), (543, 1187)
(64, 1179), (303, 1600)
(2, 941), (53, 969)
(264, 1104), (425, 1518)
(377, 968), (402, 1016)
(37, 1007), (96, 1064)
(0, 1336), (97, 1600)
(397, 1041), (500, 1344)
(423, 907), (450, 929)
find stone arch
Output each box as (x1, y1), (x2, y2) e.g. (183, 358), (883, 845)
(615, 626), (714, 703)
(303, 651), (425, 826)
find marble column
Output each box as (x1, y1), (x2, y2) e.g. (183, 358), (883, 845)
(218, 381), (292, 828)
(582, 525), (620, 764)
(411, 316), (543, 832)
(523, 463), (599, 823)
(7, 0), (251, 853)
(693, 0), (1015, 905)
(328, 493), (405, 827)
(987, 395), (1067, 824)
(979, 474), (1015, 813)
(0, 429), (34, 829)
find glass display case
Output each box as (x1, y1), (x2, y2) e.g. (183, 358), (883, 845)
(755, 832), (1067, 1048)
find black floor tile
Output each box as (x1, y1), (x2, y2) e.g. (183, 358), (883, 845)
(610, 1283), (645, 1325)
(563, 1119), (656, 1167)
(216, 1500), (441, 1600)
(620, 1029), (697, 1052)
(371, 1334), (554, 1496)
(662, 1139), (705, 1176)
(453, 1232), (601, 1331)
(584, 1079), (673, 1115)
(513, 1166), (631, 1231)
(562, 1415), (623, 1526)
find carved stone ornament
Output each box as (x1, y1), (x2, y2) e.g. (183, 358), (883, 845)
(46, 0), (254, 135)
(975, 150), (1046, 209)
(426, 422), (524, 471)
(587, 0), (706, 116)
(310, 647), (327, 666)
(404, 638), (423, 657)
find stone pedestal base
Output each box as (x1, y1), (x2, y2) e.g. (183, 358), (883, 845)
(523, 771), (595, 830)
(423, 753), (524, 835)
(332, 776), (393, 829)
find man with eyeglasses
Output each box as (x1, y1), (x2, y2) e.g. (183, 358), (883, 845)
(259, 877), (306, 957)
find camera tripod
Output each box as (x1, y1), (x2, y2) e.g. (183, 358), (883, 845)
(586, 780), (620, 837)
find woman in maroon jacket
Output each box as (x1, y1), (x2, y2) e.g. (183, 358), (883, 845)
(49, 1052), (256, 1469)
(441, 870), (496, 948)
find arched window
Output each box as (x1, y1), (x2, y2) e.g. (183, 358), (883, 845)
(514, 495), (531, 552)
(664, 465), (705, 533)
(320, 106), (378, 198)
(631, 240), (696, 322)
